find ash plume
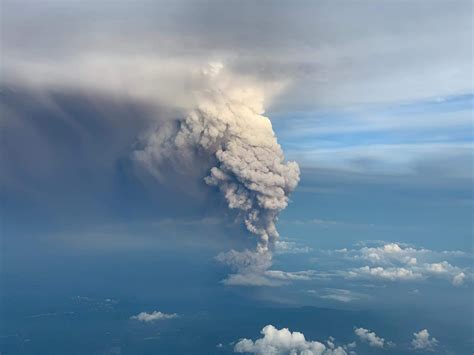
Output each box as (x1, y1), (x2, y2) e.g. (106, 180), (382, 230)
(135, 63), (299, 253)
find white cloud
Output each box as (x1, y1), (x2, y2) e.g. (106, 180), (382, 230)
(275, 240), (312, 255)
(354, 328), (385, 348)
(234, 324), (348, 355)
(310, 288), (369, 303)
(222, 269), (316, 287)
(352, 243), (431, 266)
(452, 272), (466, 286)
(334, 243), (470, 286)
(130, 311), (178, 322)
(425, 262), (449, 273)
(411, 329), (438, 350)
(265, 270), (315, 281)
(347, 266), (423, 281)
(221, 273), (281, 287)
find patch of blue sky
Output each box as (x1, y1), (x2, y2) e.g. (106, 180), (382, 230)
(271, 93), (473, 175)
(272, 94), (473, 142)
(272, 93), (473, 121)
(379, 93), (474, 116)
(279, 126), (473, 150)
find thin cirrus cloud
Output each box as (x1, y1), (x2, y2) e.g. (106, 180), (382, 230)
(284, 142), (472, 178)
(308, 288), (370, 303)
(275, 95), (473, 138)
(274, 95), (473, 177)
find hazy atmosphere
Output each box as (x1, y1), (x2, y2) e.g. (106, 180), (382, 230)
(1, 1), (473, 354)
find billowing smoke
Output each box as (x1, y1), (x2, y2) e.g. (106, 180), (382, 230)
(135, 63), (299, 253)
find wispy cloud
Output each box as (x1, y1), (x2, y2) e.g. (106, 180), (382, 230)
(130, 311), (178, 323)
(274, 240), (312, 254)
(308, 288), (370, 303)
(286, 142), (472, 177)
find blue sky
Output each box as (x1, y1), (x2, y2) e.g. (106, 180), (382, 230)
(1, 1), (473, 354)
(273, 94), (473, 176)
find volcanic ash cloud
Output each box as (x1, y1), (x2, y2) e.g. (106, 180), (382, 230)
(135, 64), (299, 253)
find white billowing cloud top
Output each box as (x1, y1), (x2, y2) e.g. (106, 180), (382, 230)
(234, 324), (349, 355)
(354, 327), (385, 348)
(411, 329), (438, 350)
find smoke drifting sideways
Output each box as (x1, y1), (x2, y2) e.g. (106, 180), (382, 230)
(134, 63), (300, 257)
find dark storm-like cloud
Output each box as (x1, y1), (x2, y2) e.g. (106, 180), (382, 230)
(0, 85), (219, 235)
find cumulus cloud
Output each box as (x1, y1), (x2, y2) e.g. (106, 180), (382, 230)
(333, 243), (471, 286)
(354, 328), (385, 348)
(411, 329), (438, 350)
(452, 272), (466, 286)
(347, 266), (423, 281)
(425, 261), (452, 274)
(130, 311), (178, 322)
(234, 324), (445, 354)
(353, 243), (425, 266)
(234, 324), (348, 355)
(343, 243), (468, 266)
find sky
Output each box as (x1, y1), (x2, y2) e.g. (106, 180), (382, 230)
(0, 1), (473, 354)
